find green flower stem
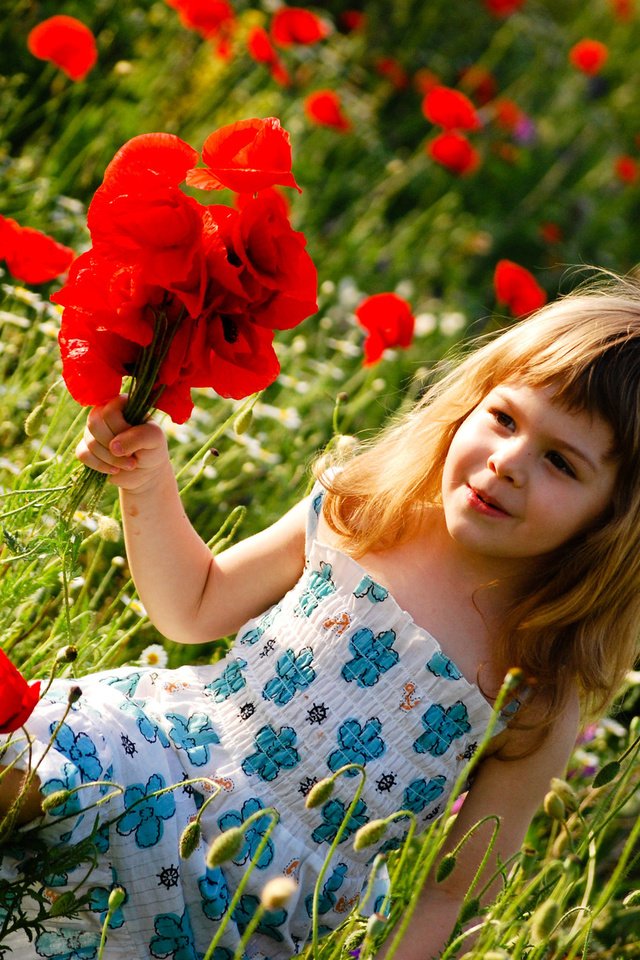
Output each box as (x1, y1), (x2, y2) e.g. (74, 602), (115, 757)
(310, 763), (366, 958)
(203, 807), (280, 960)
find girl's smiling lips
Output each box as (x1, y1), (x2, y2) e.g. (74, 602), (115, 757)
(466, 485), (511, 517)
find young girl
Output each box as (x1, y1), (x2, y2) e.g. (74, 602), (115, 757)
(1, 275), (639, 960)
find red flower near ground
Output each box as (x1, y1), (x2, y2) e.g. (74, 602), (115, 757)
(271, 7), (330, 46)
(0, 215), (74, 284)
(414, 68), (441, 96)
(304, 90), (351, 132)
(27, 15), (97, 81)
(539, 221), (563, 244)
(494, 260), (547, 316)
(355, 293), (415, 366)
(340, 11), (367, 32)
(427, 131), (480, 175)
(187, 118), (301, 193)
(569, 39), (609, 75)
(493, 98), (524, 132)
(164, 0), (235, 40)
(375, 57), (409, 90)
(422, 86), (481, 131)
(0, 650), (41, 734)
(484, 0), (526, 15)
(614, 155), (639, 184)
(610, 0), (634, 20)
(246, 27), (290, 86)
(459, 66), (497, 106)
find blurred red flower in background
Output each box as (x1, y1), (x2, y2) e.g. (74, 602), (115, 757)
(494, 259), (547, 316)
(271, 7), (330, 46)
(355, 292), (415, 365)
(375, 57), (409, 90)
(539, 221), (563, 245)
(246, 26), (290, 86)
(340, 11), (367, 32)
(614, 154), (639, 183)
(422, 86), (481, 130)
(187, 117), (302, 193)
(164, 0), (235, 39)
(27, 15), (97, 81)
(0, 650), (41, 734)
(427, 131), (480, 175)
(569, 39), (609, 74)
(609, 0), (634, 20)
(492, 98), (524, 131)
(0, 215), (74, 284)
(304, 90), (351, 131)
(459, 66), (497, 106)
(484, 0), (526, 15)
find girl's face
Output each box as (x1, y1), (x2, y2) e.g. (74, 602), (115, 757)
(440, 383), (617, 576)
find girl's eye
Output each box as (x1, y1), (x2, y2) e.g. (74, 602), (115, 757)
(546, 451), (576, 478)
(491, 409), (514, 429)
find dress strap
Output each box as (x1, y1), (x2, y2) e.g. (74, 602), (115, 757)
(305, 480), (325, 558)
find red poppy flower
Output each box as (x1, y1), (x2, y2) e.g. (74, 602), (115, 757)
(27, 15), (97, 81)
(484, 0), (526, 15)
(493, 98), (524, 131)
(494, 260), (547, 316)
(234, 186), (290, 220)
(569, 39), (609, 75)
(0, 215), (74, 285)
(340, 11), (367, 32)
(539, 221), (563, 244)
(270, 7), (330, 46)
(459, 66), (497, 106)
(0, 649), (41, 734)
(355, 293), (415, 366)
(375, 57), (409, 90)
(304, 90), (351, 132)
(187, 118), (301, 193)
(246, 27), (290, 86)
(164, 0), (235, 40)
(427, 131), (480, 176)
(614, 154), (639, 184)
(609, 0), (634, 20)
(98, 132), (199, 195)
(422, 86), (481, 131)
(414, 68), (441, 96)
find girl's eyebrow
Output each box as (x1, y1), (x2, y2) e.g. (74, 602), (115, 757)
(491, 388), (600, 473)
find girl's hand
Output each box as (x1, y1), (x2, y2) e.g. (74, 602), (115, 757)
(76, 395), (170, 493)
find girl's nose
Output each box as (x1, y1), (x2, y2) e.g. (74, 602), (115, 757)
(487, 444), (527, 486)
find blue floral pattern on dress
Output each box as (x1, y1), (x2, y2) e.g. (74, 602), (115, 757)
(149, 907), (199, 960)
(232, 894), (288, 943)
(100, 672), (143, 697)
(402, 775), (447, 814)
(34, 928), (101, 960)
(412, 701), (471, 757)
(327, 718), (386, 776)
(426, 651), (462, 681)
(217, 797), (274, 868)
(304, 862), (348, 917)
(49, 722), (103, 783)
(116, 772), (176, 848)
(198, 866), (230, 922)
(296, 561), (336, 617)
(262, 647), (316, 706)
(341, 627), (399, 687)
(238, 605), (280, 645)
(40, 763), (83, 818)
(205, 658), (248, 701)
(353, 575), (389, 603)
(118, 699), (170, 747)
(241, 724), (300, 782)
(166, 712), (221, 767)
(311, 797), (369, 845)
(88, 881), (127, 929)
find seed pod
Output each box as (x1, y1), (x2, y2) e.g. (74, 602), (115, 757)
(179, 820), (201, 859)
(55, 645), (78, 663)
(260, 876), (297, 910)
(97, 515), (122, 542)
(41, 789), (72, 813)
(543, 790), (566, 821)
(353, 819), (388, 852)
(436, 853), (457, 883)
(67, 686), (83, 705)
(48, 891), (79, 918)
(549, 777), (579, 813)
(206, 827), (244, 868)
(592, 760), (620, 788)
(107, 886), (126, 912)
(304, 777), (335, 809)
(24, 404), (45, 437)
(530, 898), (560, 944)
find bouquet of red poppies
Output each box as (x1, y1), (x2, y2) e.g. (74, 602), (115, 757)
(52, 117), (317, 512)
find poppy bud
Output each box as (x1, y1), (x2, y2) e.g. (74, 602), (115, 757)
(530, 898), (560, 944)
(365, 912), (387, 937)
(436, 853), (457, 882)
(179, 820), (201, 859)
(24, 404), (45, 437)
(107, 886), (126, 912)
(233, 408), (253, 435)
(336, 392), (349, 404)
(629, 716), (640, 741)
(304, 777), (335, 809)
(543, 790), (565, 821)
(206, 826), (244, 867)
(592, 760), (620, 788)
(549, 777), (579, 813)
(68, 685), (82, 704)
(623, 889), (640, 907)
(343, 929), (365, 953)
(457, 896), (481, 925)
(260, 876), (297, 910)
(353, 819), (388, 851)
(48, 891), (79, 918)
(41, 789), (72, 812)
(504, 667), (525, 691)
(562, 854), (582, 883)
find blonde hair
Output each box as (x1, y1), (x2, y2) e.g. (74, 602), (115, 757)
(317, 273), (640, 736)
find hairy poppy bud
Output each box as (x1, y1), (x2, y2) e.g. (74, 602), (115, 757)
(436, 853), (457, 882)
(233, 408), (253, 435)
(530, 898), (560, 944)
(107, 886), (126, 912)
(55, 645), (78, 664)
(366, 912), (387, 937)
(623, 889), (640, 907)
(67, 685), (82, 705)
(48, 891), (79, 918)
(24, 404), (45, 437)
(206, 827), (244, 867)
(543, 790), (565, 821)
(353, 819), (388, 851)
(179, 820), (201, 859)
(305, 777), (335, 809)
(504, 667), (525, 692)
(457, 896), (481, 925)
(41, 789), (72, 812)
(260, 876), (297, 910)
(549, 777), (579, 813)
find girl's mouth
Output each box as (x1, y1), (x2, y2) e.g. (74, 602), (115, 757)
(466, 486), (509, 517)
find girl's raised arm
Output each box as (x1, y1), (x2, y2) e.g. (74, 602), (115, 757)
(77, 396), (308, 645)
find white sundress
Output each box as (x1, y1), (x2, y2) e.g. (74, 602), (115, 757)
(0, 483), (509, 960)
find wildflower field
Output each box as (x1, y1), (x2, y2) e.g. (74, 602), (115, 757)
(1, 0), (640, 957)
